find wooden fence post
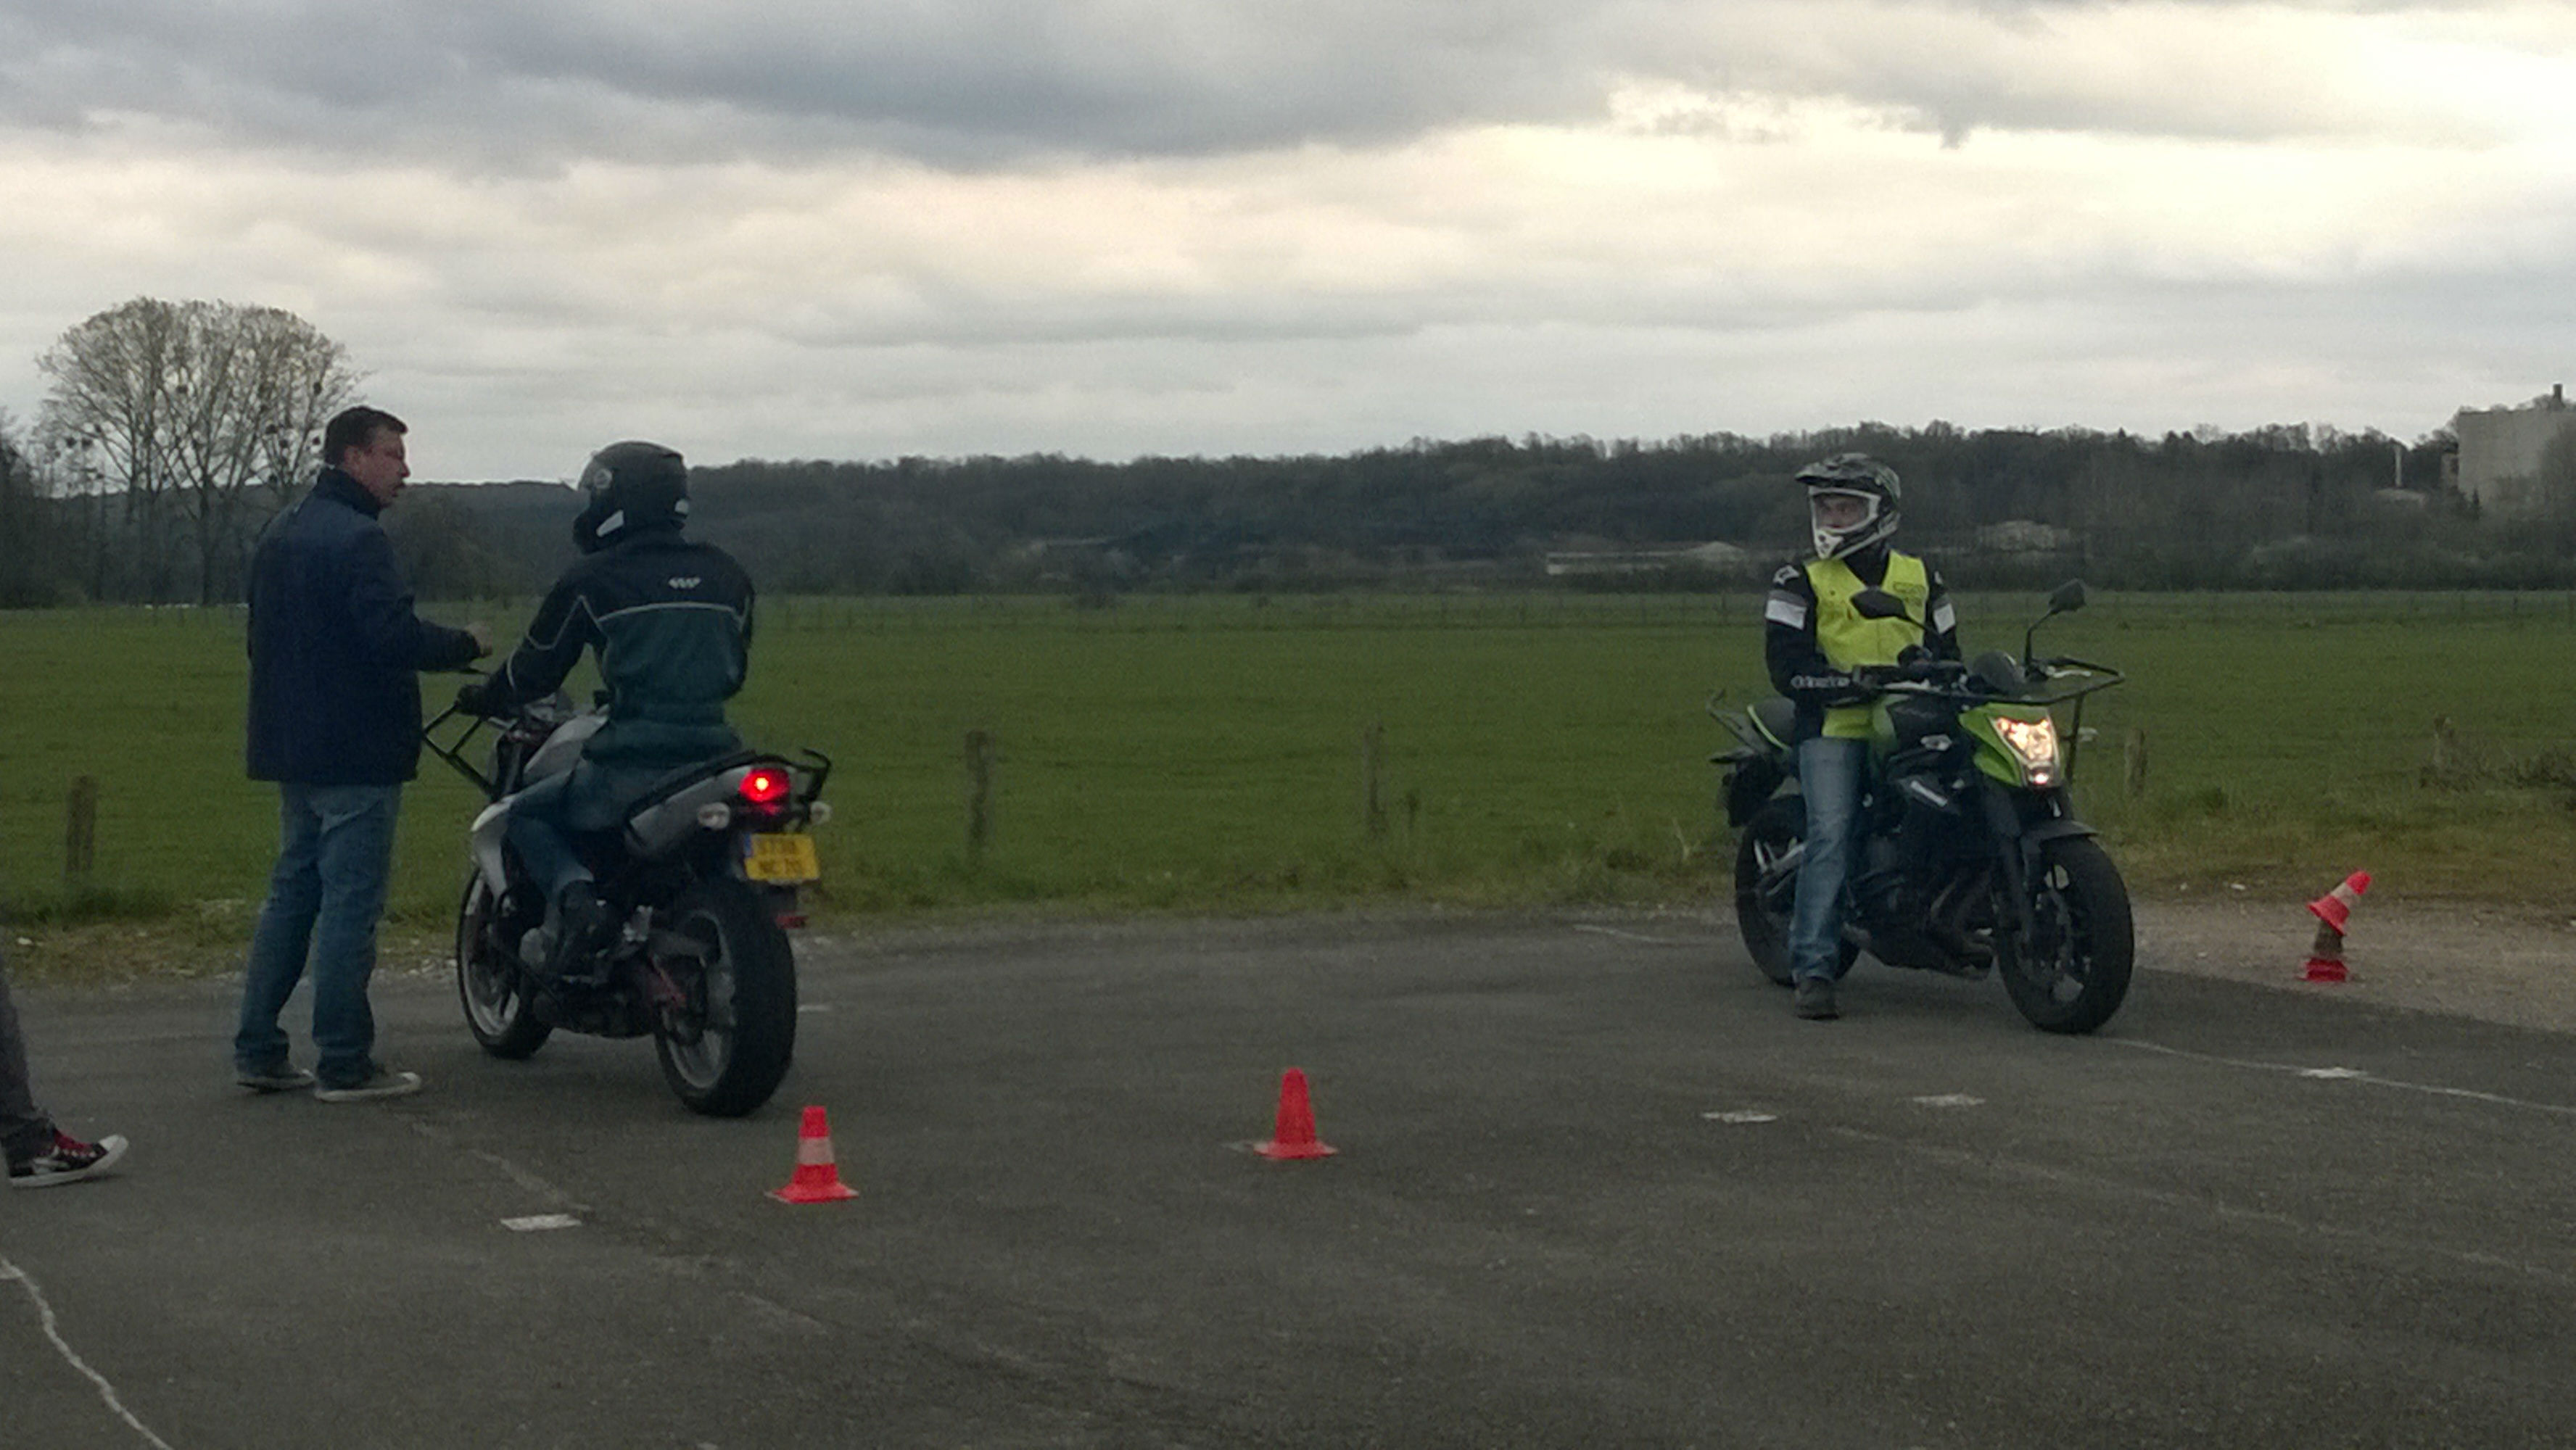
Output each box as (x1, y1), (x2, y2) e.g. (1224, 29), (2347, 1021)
(65, 775), (98, 884)
(2122, 727), (2148, 800)
(965, 729), (997, 866)
(1361, 722), (1388, 842)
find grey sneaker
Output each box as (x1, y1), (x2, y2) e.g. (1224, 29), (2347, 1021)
(9, 1131), (128, 1189)
(1793, 977), (1840, 1021)
(313, 1068), (423, 1103)
(237, 1062), (317, 1093)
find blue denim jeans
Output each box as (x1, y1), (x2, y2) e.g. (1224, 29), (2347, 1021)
(1, 952), (58, 1163)
(1788, 737), (1867, 985)
(505, 759), (664, 908)
(234, 783), (403, 1087)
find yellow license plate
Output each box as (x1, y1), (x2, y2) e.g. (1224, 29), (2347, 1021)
(743, 832), (820, 883)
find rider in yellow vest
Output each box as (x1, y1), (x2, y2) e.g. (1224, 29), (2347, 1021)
(1763, 455), (1959, 1021)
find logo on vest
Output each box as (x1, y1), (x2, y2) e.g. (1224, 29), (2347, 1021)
(668, 576), (702, 589)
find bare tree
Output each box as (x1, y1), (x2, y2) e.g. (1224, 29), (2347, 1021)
(36, 298), (358, 602)
(0, 408), (55, 605)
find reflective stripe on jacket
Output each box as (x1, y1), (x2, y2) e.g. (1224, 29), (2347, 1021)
(477, 527), (755, 769)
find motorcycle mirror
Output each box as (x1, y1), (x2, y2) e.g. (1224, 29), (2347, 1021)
(2025, 579), (2091, 667)
(1851, 588), (1916, 624)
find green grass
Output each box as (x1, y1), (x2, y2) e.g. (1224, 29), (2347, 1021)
(5, 591), (2575, 978)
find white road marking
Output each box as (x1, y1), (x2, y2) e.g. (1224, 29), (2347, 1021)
(0, 1254), (178, 1449)
(1703, 1110), (1778, 1124)
(501, 1214), (582, 1232)
(796, 1003), (835, 1014)
(1910, 1094), (1984, 1109)
(2110, 1038), (2576, 1117)
(1828, 1126), (2576, 1288)
(1571, 925), (1691, 945)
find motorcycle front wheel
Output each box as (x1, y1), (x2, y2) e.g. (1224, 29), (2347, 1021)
(1733, 795), (1856, 987)
(1996, 837), (2134, 1035)
(650, 877), (798, 1117)
(455, 870), (553, 1059)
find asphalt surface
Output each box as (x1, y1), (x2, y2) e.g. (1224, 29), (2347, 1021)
(4, 911), (2574, 1449)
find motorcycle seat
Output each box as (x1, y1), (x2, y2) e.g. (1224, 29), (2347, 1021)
(1749, 697), (1796, 751)
(627, 749), (775, 815)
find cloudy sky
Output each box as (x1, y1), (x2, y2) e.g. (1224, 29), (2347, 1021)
(3, 1), (2572, 480)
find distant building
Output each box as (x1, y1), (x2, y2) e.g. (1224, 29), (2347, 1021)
(2453, 384), (2575, 516)
(1973, 520), (2081, 554)
(1542, 541), (1755, 578)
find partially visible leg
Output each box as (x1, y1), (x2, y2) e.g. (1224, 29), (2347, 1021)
(505, 768), (610, 982)
(1, 956), (58, 1165)
(307, 785), (402, 1089)
(503, 771), (587, 910)
(3, 954), (127, 1186)
(234, 785), (324, 1075)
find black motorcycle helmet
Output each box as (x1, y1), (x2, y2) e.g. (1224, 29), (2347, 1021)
(572, 441), (690, 553)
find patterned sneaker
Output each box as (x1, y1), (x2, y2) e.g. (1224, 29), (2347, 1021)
(313, 1068), (423, 1103)
(8, 1131), (130, 1189)
(237, 1062), (318, 1093)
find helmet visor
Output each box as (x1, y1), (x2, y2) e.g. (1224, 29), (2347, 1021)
(1809, 488), (1886, 558)
(1811, 489), (1878, 535)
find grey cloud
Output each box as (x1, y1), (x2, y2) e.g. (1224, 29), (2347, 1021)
(0, 0), (2519, 170)
(0, 0), (1609, 165)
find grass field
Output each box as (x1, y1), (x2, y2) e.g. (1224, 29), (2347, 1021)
(5, 589), (2575, 975)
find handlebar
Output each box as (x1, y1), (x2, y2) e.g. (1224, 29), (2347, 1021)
(419, 702), (500, 795)
(1867, 658), (2123, 709)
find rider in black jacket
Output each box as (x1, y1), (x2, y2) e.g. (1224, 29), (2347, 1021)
(456, 442), (755, 982)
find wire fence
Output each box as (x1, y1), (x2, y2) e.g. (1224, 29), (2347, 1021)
(14, 587), (2576, 637)
(750, 589), (2576, 634)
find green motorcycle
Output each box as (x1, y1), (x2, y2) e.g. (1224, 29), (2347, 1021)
(1713, 581), (2134, 1033)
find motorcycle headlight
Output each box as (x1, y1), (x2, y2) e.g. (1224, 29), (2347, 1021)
(1993, 715), (2060, 785)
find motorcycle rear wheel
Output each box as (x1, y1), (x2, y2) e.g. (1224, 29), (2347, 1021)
(651, 877), (797, 1118)
(455, 870), (553, 1059)
(1996, 837), (2134, 1035)
(1733, 795), (1857, 987)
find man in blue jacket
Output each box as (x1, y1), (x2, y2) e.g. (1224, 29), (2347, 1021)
(235, 406), (487, 1101)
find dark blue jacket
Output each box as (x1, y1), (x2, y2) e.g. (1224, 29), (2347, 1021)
(473, 526), (754, 768)
(246, 468), (483, 784)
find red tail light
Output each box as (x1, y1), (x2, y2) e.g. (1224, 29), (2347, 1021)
(739, 767), (791, 805)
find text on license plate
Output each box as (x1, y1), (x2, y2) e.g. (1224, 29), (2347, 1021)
(742, 832), (820, 882)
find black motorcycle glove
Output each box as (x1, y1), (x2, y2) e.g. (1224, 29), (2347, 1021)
(454, 679), (497, 716)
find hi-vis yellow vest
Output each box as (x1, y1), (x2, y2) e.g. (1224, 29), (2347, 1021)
(1809, 552), (1930, 740)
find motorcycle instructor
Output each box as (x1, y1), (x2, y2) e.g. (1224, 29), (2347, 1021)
(238, 405), (490, 1101)
(1764, 454), (1960, 1022)
(453, 442), (755, 987)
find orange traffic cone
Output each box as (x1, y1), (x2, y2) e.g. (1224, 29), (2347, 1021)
(2302, 871), (2371, 983)
(1255, 1068), (1337, 1161)
(2301, 919), (2348, 983)
(2306, 871), (2371, 935)
(769, 1104), (859, 1203)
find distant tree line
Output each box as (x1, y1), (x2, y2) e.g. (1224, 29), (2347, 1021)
(10, 414), (2571, 605)
(7, 297), (2572, 604)
(382, 422), (2551, 600)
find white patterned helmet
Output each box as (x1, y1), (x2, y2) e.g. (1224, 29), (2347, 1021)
(1797, 453), (1901, 560)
